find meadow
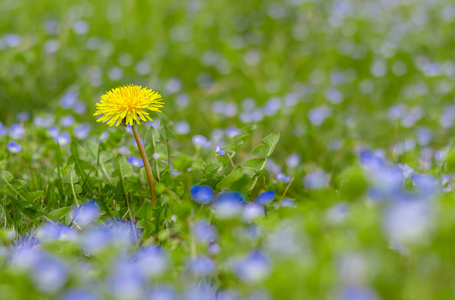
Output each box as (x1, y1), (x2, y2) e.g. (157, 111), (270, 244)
(1, 0), (455, 299)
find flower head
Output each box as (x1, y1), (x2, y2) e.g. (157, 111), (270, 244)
(94, 84), (163, 127)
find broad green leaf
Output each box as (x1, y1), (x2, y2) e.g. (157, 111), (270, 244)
(136, 202), (155, 220)
(112, 154), (134, 199)
(242, 158), (267, 173)
(22, 190), (44, 202)
(21, 208), (46, 219)
(216, 166), (244, 189)
(145, 126), (160, 145)
(62, 169), (82, 196)
(69, 140), (87, 159)
(48, 207), (72, 220)
(159, 113), (174, 126)
(173, 155), (193, 172)
(252, 131), (280, 158)
(0, 171), (13, 190)
(63, 184), (82, 195)
(112, 154), (133, 178)
(251, 144), (270, 157)
(63, 169), (79, 184)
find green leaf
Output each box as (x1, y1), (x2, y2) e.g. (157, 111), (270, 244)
(242, 158), (267, 173)
(159, 113), (174, 126)
(145, 126), (160, 145)
(136, 202), (155, 220)
(62, 169), (79, 184)
(62, 169), (82, 197)
(173, 155), (193, 172)
(112, 154), (133, 178)
(252, 131), (280, 158)
(0, 171), (13, 190)
(69, 140), (87, 159)
(21, 208), (46, 219)
(63, 184), (82, 195)
(48, 207), (72, 220)
(22, 190), (44, 202)
(112, 154), (134, 199)
(216, 166), (244, 189)
(251, 144), (269, 157)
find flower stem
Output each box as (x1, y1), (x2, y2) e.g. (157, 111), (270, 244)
(132, 124), (157, 207)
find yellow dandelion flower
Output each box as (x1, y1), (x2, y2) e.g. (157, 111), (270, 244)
(94, 84), (164, 127)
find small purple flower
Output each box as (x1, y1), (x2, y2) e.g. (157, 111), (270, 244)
(60, 289), (102, 300)
(256, 191), (275, 205)
(208, 243), (221, 255)
(190, 185), (214, 204)
(135, 246), (168, 277)
(128, 156), (144, 168)
(57, 132), (71, 146)
(145, 285), (178, 300)
(214, 192), (245, 219)
(0, 122), (7, 136)
(174, 121), (190, 135)
(215, 146), (226, 156)
(47, 126), (59, 139)
(7, 141), (22, 153)
(231, 251), (270, 283)
(286, 153), (301, 168)
(243, 203), (266, 221)
(9, 123), (25, 139)
(176, 94), (189, 107)
(34, 116), (52, 128)
(339, 286), (379, 300)
(192, 220), (217, 243)
(187, 256), (215, 276)
(276, 173), (291, 183)
(60, 92), (78, 108)
(59, 115), (75, 127)
(226, 126), (241, 137)
(71, 200), (100, 227)
(37, 223), (78, 242)
(17, 111), (30, 122)
(73, 101), (87, 114)
(74, 123), (90, 140)
(276, 198), (296, 208)
(80, 226), (112, 253)
(308, 106), (331, 126)
(192, 135), (211, 148)
(304, 169), (327, 189)
(30, 254), (69, 293)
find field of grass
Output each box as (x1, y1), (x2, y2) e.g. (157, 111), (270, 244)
(2, 0), (455, 299)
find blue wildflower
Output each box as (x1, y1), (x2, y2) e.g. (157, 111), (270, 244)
(231, 251), (270, 283)
(9, 123), (25, 139)
(192, 220), (217, 243)
(192, 135), (211, 148)
(7, 141), (22, 153)
(59, 115), (75, 127)
(187, 256), (215, 276)
(0, 122), (7, 136)
(215, 146), (226, 155)
(214, 192), (245, 219)
(128, 156), (144, 168)
(74, 123), (90, 140)
(276, 173), (291, 183)
(71, 200), (100, 227)
(174, 121), (190, 135)
(256, 191), (276, 205)
(60, 289), (102, 300)
(56, 132), (71, 146)
(190, 185), (214, 204)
